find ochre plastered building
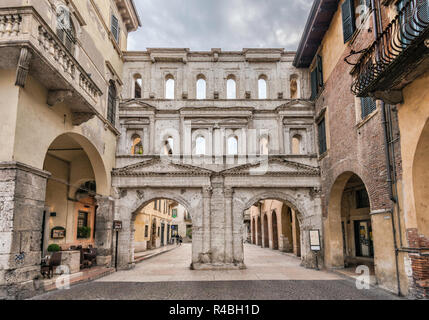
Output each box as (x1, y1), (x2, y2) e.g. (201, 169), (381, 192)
(0, 0), (140, 299)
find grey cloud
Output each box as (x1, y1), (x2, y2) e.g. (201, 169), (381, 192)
(128, 0), (313, 51)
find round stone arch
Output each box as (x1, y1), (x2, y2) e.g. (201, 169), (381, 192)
(324, 171), (372, 268)
(117, 188), (203, 270)
(43, 132), (109, 196)
(233, 188), (321, 268)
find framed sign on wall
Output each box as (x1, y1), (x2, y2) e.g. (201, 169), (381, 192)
(309, 229), (321, 251)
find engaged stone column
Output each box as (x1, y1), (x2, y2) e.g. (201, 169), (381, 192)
(0, 162), (50, 300)
(94, 196), (114, 267)
(202, 187), (212, 260)
(224, 187), (234, 264)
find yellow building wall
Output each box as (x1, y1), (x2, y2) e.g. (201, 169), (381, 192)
(398, 70), (429, 235)
(0, 69), (19, 162)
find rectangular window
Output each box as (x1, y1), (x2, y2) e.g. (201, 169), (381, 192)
(361, 97), (377, 119)
(342, 0), (356, 43)
(310, 55), (324, 100)
(318, 117), (327, 155)
(356, 189), (370, 208)
(111, 14), (120, 43)
(144, 225), (149, 238)
(77, 211), (89, 239)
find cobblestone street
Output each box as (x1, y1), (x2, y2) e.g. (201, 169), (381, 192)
(32, 244), (400, 300)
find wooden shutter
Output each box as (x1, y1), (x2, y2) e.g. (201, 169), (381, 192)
(111, 15), (119, 43)
(318, 118), (327, 155)
(311, 68), (318, 100)
(317, 55), (324, 88)
(107, 82), (117, 125)
(342, 0), (356, 43)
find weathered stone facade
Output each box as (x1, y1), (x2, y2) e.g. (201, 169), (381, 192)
(113, 49), (323, 270)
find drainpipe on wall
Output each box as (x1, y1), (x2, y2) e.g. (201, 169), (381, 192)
(373, 0), (402, 296)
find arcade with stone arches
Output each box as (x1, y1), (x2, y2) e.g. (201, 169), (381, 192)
(112, 157), (323, 270)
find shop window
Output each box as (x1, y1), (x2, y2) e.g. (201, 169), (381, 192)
(77, 211), (90, 239)
(145, 225), (149, 238)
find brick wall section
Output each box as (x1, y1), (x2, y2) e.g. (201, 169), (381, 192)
(407, 228), (429, 299)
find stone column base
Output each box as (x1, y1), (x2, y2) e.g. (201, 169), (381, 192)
(191, 262), (246, 270)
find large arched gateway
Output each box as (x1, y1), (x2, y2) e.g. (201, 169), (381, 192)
(112, 49), (322, 271)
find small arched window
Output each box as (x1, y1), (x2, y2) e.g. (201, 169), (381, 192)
(56, 6), (76, 54)
(107, 81), (117, 125)
(131, 134), (143, 155)
(228, 136), (238, 155)
(258, 76), (267, 99)
(227, 76), (237, 99)
(165, 75), (175, 99)
(292, 135), (302, 155)
(260, 136), (269, 155)
(195, 136), (206, 155)
(164, 137), (174, 156)
(290, 75), (299, 99)
(134, 74), (142, 98)
(196, 76), (206, 100)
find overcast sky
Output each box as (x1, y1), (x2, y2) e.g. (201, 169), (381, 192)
(128, 0), (313, 51)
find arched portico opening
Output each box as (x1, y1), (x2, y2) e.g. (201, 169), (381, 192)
(325, 172), (374, 272)
(42, 133), (111, 265)
(130, 196), (194, 266)
(243, 194), (303, 261)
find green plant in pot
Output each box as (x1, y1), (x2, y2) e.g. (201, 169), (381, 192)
(47, 244), (61, 253)
(77, 226), (91, 239)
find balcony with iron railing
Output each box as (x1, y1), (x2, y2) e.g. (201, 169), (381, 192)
(0, 7), (103, 125)
(351, 0), (429, 104)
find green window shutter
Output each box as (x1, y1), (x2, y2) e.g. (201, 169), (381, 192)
(111, 15), (119, 43)
(310, 68), (318, 100)
(317, 55), (324, 88)
(318, 118), (327, 155)
(342, 0), (356, 43)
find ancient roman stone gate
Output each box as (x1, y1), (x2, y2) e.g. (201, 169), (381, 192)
(112, 48), (323, 270)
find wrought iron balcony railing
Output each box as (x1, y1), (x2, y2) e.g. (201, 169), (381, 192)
(351, 0), (429, 100)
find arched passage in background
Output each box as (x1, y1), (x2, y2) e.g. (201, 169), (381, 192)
(246, 197), (302, 256)
(325, 172), (374, 270)
(42, 132), (108, 254)
(263, 213), (269, 248)
(272, 210), (279, 250)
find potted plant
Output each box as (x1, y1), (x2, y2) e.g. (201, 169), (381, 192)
(47, 244), (61, 253)
(77, 226), (92, 239)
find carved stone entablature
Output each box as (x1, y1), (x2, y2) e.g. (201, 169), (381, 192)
(120, 99), (157, 110)
(47, 90), (73, 107)
(220, 157), (320, 177)
(276, 100), (314, 111)
(71, 112), (95, 126)
(122, 118), (150, 128)
(112, 157), (214, 177)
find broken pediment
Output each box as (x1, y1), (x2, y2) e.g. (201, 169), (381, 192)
(221, 157), (320, 176)
(112, 157), (213, 176)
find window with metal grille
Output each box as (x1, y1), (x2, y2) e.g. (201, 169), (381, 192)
(356, 189), (370, 208)
(111, 14), (120, 43)
(107, 82), (117, 125)
(361, 97), (377, 118)
(318, 117), (327, 155)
